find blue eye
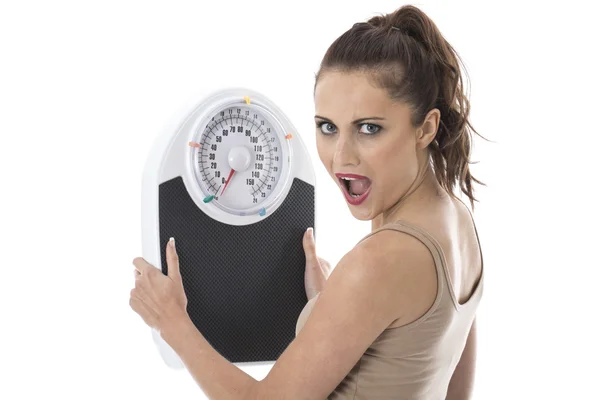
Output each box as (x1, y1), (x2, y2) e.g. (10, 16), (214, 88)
(316, 121), (381, 135)
(359, 123), (381, 135)
(317, 121), (336, 135)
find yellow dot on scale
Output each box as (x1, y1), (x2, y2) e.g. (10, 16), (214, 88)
(244, 96), (251, 105)
(188, 142), (201, 148)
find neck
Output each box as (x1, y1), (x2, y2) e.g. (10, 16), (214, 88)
(371, 161), (441, 231)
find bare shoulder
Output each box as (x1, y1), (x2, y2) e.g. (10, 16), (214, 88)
(256, 225), (437, 399)
(348, 227), (438, 328)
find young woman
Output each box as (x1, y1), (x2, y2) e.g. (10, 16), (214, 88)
(132, 4), (485, 399)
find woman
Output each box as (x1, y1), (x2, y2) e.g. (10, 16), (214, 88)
(131, 4), (485, 399)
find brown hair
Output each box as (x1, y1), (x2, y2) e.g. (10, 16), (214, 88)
(314, 5), (488, 210)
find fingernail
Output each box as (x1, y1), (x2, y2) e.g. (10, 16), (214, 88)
(169, 237), (175, 249)
(307, 227), (314, 239)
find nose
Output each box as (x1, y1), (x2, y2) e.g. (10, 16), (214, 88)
(333, 132), (360, 167)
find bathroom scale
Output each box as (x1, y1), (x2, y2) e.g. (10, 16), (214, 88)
(140, 87), (315, 369)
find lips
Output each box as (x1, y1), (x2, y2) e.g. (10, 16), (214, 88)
(334, 173), (372, 205)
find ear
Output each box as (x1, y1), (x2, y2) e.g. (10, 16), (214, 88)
(416, 108), (440, 149)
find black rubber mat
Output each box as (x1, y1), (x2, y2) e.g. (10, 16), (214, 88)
(158, 176), (314, 363)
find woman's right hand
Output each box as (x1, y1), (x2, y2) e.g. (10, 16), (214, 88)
(303, 227), (333, 301)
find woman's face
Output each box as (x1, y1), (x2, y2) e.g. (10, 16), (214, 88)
(314, 70), (430, 221)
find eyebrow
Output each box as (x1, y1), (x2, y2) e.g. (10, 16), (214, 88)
(314, 115), (386, 124)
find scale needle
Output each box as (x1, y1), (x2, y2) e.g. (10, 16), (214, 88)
(221, 169), (236, 196)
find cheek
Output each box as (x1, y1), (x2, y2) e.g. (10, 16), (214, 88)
(375, 142), (414, 185)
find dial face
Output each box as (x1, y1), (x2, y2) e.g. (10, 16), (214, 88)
(191, 104), (286, 215)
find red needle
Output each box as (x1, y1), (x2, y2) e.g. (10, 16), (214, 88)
(221, 169), (236, 196)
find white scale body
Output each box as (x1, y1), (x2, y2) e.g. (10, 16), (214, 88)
(141, 87), (316, 368)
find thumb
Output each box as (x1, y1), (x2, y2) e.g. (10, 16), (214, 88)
(303, 227), (318, 265)
(166, 237), (181, 281)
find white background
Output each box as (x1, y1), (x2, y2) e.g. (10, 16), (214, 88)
(1, 0), (598, 398)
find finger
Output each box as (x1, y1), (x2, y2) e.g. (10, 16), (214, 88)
(132, 257), (155, 276)
(129, 289), (159, 328)
(318, 258), (332, 278)
(132, 279), (163, 314)
(166, 237), (181, 281)
(318, 257), (331, 269)
(133, 269), (141, 279)
(303, 228), (318, 264)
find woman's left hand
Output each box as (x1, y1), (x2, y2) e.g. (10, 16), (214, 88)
(130, 237), (190, 334)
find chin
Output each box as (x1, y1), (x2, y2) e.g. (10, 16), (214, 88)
(347, 207), (372, 221)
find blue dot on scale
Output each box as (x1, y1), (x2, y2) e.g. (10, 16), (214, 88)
(259, 207), (266, 216)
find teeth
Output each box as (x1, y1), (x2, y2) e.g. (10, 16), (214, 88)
(339, 176), (366, 197)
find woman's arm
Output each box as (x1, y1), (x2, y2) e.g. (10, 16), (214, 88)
(446, 317), (477, 400)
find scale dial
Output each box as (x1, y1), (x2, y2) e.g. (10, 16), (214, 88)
(190, 103), (290, 216)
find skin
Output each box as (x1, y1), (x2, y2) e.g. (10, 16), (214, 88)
(313, 69), (444, 228)
(314, 69), (480, 394)
(129, 70), (480, 399)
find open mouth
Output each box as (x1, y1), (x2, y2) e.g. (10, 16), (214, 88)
(337, 175), (372, 198)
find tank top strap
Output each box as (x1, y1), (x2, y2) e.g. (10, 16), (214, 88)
(452, 198), (485, 308)
(458, 199), (485, 286)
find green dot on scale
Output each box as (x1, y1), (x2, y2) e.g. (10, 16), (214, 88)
(203, 195), (215, 203)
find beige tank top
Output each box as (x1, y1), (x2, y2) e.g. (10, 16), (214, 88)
(295, 219), (484, 399)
